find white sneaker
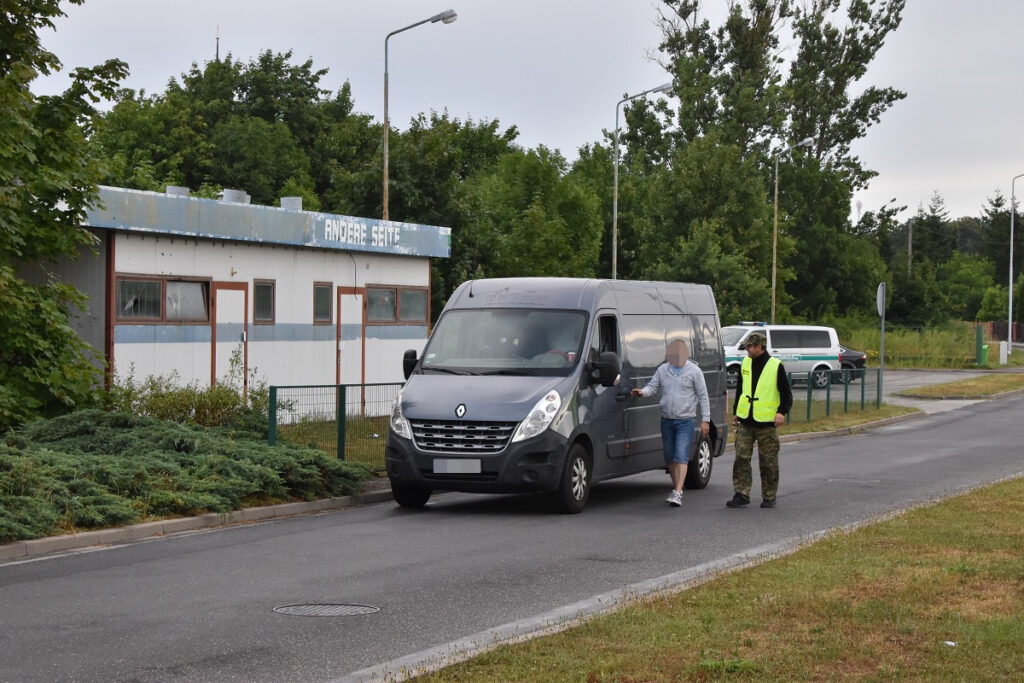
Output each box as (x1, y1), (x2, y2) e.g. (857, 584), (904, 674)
(666, 491), (683, 507)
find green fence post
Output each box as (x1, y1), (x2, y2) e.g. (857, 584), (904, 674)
(806, 373), (812, 422)
(843, 369), (849, 413)
(268, 386), (277, 446)
(337, 384), (346, 460)
(786, 372), (792, 424)
(825, 371), (832, 417)
(976, 324), (983, 364)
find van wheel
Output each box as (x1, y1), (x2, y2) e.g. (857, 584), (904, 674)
(392, 483), (431, 508)
(811, 368), (831, 390)
(555, 443), (591, 514)
(684, 436), (713, 489)
(726, 366), (740, 390)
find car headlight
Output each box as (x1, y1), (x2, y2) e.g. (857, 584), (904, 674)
(390, 391), (412, 440)
(512, 391), (561, 443)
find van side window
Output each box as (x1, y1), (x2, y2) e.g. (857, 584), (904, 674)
(690, 315), (720, 367)
(622, 315), (666, 372)
(769, 329), (800, 348)
(800, 330), (831, 347)
(589, 315), (619, 360)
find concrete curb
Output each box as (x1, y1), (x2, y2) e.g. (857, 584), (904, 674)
(0, 488), (395, 563)
(0, 410), (944, 563)
(894, 387), (1024, 401)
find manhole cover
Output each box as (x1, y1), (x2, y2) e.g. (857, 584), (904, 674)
(273, 603), (380, 617)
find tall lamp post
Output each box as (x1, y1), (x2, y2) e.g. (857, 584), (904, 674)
(383, 9), (457, 221)
(612, 82), (672, 280)
(1009, 172), (1024, 355)
(770, 137), (814, 323)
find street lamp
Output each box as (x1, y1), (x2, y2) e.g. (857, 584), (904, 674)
(383, 9), (457, 221)
(770, 137), (814, 323)
(1009, 172), (1024, 355)
(612, 82), (673, 280)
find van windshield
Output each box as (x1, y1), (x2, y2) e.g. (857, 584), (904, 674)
(722, 327), (749, 347)
(420, 309), (587, 376)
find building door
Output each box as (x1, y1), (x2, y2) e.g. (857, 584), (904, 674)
(211, 282), (248, 395)
(336, 287), (364, 386)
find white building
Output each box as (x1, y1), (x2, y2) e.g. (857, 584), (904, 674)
(62, 186), (450, 392)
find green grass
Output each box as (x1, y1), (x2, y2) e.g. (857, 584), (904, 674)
(412, 477), (1024, 681)
(780, 401), (916, 434)
(843, 326), (983, 368)
(278, 415), (390, 471)
(898, 373), (1024, 399)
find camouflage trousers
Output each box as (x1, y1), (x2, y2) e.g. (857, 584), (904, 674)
(733, 423), (780, 500)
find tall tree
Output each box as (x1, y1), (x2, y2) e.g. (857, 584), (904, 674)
(786, 0), (906, 189)
(2, 0), (128, 428)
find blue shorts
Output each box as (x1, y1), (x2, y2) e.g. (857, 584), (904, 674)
(660, 417), (695, 465)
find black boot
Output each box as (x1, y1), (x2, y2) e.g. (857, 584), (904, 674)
(726, 492), (750, 508)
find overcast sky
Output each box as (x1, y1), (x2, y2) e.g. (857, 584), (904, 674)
(32, 0), (1024, 222)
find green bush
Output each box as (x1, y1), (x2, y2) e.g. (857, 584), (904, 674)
(0, 410), (370, 543)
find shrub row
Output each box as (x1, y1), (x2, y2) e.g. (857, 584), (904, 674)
(0, 410), (371, 543)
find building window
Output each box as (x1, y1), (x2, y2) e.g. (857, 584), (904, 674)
(165, 281), (209, 321)
(398, 289), (427, 322)
(117, 279), (162, 319)
(313, 282), (332, 323)
(254, 280), (275, 323)
(116, 276), (209, 322)
(366, 286), (428, 324)
(367, 287), (397, 322)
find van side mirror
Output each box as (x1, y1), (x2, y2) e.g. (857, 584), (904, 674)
(589, 351), (620, 387)
(402, 349), (418, 380)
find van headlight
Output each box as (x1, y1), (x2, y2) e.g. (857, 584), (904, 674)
(512, 391), (561, 442)
(390, 391), (412, 440)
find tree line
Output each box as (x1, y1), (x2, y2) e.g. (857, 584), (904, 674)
(5, 0), (1024, 428)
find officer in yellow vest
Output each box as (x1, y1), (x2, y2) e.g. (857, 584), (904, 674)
(727, 332), (792, 508)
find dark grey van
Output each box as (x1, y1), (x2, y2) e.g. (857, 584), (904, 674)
(385, 277), (727, 513)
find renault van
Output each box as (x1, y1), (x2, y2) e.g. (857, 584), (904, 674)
(385, 277), (727, 513)
(722, 323), (841, 390)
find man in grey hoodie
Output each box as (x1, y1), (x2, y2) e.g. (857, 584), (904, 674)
(631, 339), (711, 507)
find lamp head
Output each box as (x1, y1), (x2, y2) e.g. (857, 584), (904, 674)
(432, 9), (457, 23)
(797, 137), (814, 148)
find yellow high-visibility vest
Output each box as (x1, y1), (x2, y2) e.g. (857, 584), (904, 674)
(736, 356), (782, 422)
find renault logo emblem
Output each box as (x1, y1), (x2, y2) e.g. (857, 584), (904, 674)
(455, 404), (466, 418)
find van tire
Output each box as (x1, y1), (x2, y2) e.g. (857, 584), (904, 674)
(726, 366), (740, 390)
(555, 443), (591, 514)
(811, 367), (831, 390)
(684, 435), (713, 489)
(392, 483), (431, 508)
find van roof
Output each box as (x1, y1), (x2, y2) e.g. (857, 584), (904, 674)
(445, 277), (716, 316)
(725, 323), (836, 332)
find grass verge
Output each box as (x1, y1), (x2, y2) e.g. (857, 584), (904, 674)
(780, 402), (916, 434)
(899, 373), (1024, 399)
(412, 477), (1024, 681)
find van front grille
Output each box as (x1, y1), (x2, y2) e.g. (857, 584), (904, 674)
(410, 419), (518, 454)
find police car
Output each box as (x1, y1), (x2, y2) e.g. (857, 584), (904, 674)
(722, 322), (842, 390)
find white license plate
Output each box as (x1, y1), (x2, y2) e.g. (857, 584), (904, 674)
(433, 458), (482, 474)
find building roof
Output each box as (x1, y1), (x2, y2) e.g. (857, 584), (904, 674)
(85, 186), (451, 258)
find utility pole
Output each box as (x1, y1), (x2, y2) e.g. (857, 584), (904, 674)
(907, 215), (913, 275)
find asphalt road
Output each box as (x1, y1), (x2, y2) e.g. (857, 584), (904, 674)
(3, 392), (1023, 682)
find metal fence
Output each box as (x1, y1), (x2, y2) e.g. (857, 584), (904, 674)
(768, 367), (883, 424)
(270, 370), (886, 467)
(268, 383), (403, 471)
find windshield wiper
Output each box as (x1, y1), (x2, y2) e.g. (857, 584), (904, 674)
(422, 366), (474, 375)
(478, 369), (539, 376)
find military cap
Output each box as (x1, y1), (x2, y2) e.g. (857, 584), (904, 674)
(742, 332), (767, 348)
